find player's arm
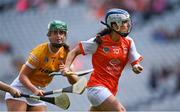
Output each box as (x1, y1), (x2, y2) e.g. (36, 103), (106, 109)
(19, 64), (44, 96)
(0, 81), (21, 97)
(61, 45), (81, 84)
(132, 63), (143, 74)
(128, 38), (143, 74)
(64, 45), (81, 72)
(65, 37), (97, 71)
(19, 45), (45, 96)
(64, 38), (97, 76)
(59, 60), (79, 85)
(65, 74), (79, 85)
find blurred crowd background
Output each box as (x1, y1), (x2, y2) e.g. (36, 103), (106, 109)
(0, 0), (180, 111)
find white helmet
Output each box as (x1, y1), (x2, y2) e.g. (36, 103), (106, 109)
(105, 8), (132, 37)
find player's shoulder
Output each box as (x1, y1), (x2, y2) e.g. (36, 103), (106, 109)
(30, 42), (48, 55)
(125, 36), (135, 44)
(86, 37), (96, 42)
(125, 36), (133, 41)
(100, 34), (111, 42)
(32, 42), (48, 51)
(102, 34), (110, 39)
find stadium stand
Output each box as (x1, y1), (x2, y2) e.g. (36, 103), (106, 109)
(0, 1), (180, 111)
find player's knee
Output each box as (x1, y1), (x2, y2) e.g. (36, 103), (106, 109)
(89, 106), (100, 112)
(114, 101), (126, 112)
(6, 99), (27, 111)
(120, 106), (126, 112)
(28, 105), (47, 111)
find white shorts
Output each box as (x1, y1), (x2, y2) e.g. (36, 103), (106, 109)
(87, 86), (112, 107)
(5, 84), (46, 106)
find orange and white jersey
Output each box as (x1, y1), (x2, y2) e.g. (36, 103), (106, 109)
(12, 42), (68, 87)
(79, 35), (143, 95)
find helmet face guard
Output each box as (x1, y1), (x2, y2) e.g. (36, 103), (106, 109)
(105, 8), (132, 37)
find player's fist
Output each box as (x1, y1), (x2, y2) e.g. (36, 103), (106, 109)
(62, 67), (74, 76)
(10, 88), (21, 98)
(132, 64), (143, 74)
(33, 88), (45, 96)
(63, 71), (74, 76)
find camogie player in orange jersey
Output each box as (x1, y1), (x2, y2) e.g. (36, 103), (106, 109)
(64, 8), (143, 111)
(5, 20), (78, 111)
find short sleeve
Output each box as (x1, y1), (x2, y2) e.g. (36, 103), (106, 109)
(128, 38), (143, 66)
(26, 45), (44, 69)
(79, 37), (98, 55)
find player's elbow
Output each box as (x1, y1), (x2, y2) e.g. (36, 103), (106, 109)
(71, 46), (81, 56)
(19, 73), (27, 84)
(19, 74), (23, 83)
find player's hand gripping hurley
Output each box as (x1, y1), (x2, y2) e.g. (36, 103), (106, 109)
(18, 77), (87, 110)
(19, 70), (88, 109)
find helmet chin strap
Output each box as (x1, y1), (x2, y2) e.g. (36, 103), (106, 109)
(51, 43), (64, 48)
(100, 21), (129, 37)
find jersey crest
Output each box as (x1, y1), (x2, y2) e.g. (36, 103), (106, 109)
(103, 47), (110, 53)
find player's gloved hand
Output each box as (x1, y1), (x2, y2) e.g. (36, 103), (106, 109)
(132, 64), (143, 74)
